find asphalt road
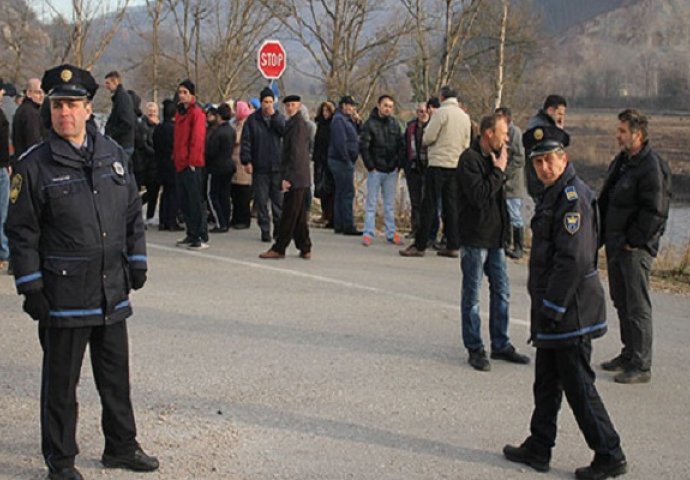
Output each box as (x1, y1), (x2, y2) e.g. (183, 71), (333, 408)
(1, 226), (690, 480)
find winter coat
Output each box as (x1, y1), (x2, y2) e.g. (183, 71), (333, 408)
(456, 139), (509, 249)
(240, 109), (285, 173)
(104, 84), (136, 149)
(327, 108), (359, 166)
(404, 119), (429, 174)
(12, 98), (47, 159)
(504, 123), (526, 199)
(205, 121), (236, 176)
(153, 119), (175, 185)
(599, 141), (671, 257)
(528, 162), (607, 348)
(313, 116), (333, 197)
(359, 107), (404, 173)
(0, 108), (8, 168)
(173, 101), (206, 172)
(132, 115), (156, 186)
(232, 121), (251, 185)
(7, 129), (146, 328)
(422, 97), (471, 169)
(281, 111), (311, 189)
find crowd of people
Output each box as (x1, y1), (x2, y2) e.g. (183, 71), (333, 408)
(0, 63), (674, 480)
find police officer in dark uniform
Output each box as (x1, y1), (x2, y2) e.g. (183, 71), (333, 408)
(6, 65), (159, 480)
(502, 127), (627, 480)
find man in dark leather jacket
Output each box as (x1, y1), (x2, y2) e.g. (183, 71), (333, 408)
(6, 65), (158, 480)
(599, 109), (671, 384)
(504, 127), (627, 480)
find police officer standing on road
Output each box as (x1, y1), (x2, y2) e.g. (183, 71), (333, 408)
(503, 127), (627, 480)
(6, 65), (159, 480)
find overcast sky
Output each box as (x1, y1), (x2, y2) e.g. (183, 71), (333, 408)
(37, 0), (145, 19)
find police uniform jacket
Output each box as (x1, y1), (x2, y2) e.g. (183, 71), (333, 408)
(528, 162), (607, 348)
(598, 141), (671, 257)
(7, 129), (146, 328)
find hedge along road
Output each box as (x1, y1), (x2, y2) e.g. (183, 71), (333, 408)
(1, 226), (689, 480)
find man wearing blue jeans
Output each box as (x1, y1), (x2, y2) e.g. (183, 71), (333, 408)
(457, 114), (529, 371)
(0, 80), (10, 271)
(360, 95), (404, 246)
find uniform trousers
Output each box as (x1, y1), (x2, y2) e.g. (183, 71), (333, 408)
(271, 187), (311, 254)
(38, 321), (137, 471)
(526, 339), (623, 461)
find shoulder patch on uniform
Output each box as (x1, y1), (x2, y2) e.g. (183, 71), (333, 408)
(564, 212), (581, 235)
(10, 174), (23, 204)
(564, 185), (578, 202)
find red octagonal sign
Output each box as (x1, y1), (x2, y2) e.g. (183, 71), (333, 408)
(257, 40), (287, 80)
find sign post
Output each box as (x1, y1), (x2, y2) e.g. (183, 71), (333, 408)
(257, 40), (287, 80)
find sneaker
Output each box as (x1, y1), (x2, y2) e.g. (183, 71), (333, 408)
(491, 345), (530, 364)
(362, 234), (373, 246)
(387, 232), (403, 245)
(468, 349), (491, 371)
(187, 241), (210, 250)
(503, 443), (550, 473)
(614, 368), (651, 384)
(102, 445), (159, 472)
(399, 245), (425, 257)
(575, 454), (627, 480)
(601, 355), (629, 372)
(176, 235), (194, 246)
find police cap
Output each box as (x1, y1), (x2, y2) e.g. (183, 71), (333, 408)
(41, 64), (99, 100)
(523, 125), (570, 158)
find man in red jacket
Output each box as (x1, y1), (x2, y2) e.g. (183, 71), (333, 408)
(173, 79), (208, 249)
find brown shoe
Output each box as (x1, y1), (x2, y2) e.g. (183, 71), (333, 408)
(299, 251), (311, 259)
(399, 245), (425, 257)
(436, 249), (459, 258)
(259, 250), (285, 259)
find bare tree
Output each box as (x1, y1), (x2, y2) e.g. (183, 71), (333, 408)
(0, 0), (49, 82)
(201, 0), (277, 100)
(263, 0), (413, 109)
(494, 0), (509, 109)
(146, 0), (166, 102)
(45, 0), (131, 69)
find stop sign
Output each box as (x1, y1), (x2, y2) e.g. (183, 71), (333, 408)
(257, 40), (287, 80)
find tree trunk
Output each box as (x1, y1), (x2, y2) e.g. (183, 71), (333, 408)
(494, 0), (509, 109)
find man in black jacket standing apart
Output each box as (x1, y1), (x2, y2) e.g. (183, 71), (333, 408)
(7, 64), (158, 480)
(599, 109), (671, 384)
(104, 71), (136, 159)
(241, 87), (286, 242)
(206, 103), (236, 233)
(457, 114), (529, 371)
(504, 126), (627, 480)
(259, 95), (312, 259)
(12, 77), (47, 159)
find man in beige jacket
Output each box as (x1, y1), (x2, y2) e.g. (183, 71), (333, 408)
(400, 85), (471, 257)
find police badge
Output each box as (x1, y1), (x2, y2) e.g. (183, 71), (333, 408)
(564, 212), (581, 235)
(9, 174), (22, 204)
(113, 161), (125, 176)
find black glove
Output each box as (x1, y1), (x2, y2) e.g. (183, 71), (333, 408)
(130, 269), (147, 290)
(23, 290), (51, 321)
